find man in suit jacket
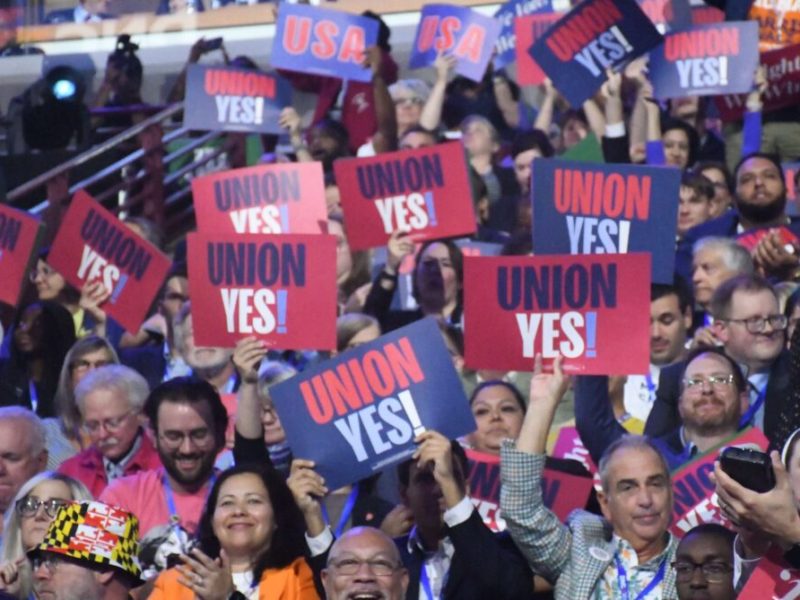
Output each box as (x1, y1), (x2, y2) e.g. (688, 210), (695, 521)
(45, 0), (114, 23)
(501, 356), (678, 599)
(646, 274), (798, 451)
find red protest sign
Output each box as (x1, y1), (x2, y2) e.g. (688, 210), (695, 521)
(514, 13), (562, 86)
(467, 449), (593, 530)
(186, 232), (337, 349)
(716, 44), (800, 121)
(463, 253), (650, 374)
(333, 142), (476, 250)
(551, 426), (597, 474)
(0, 204), (42, 307)
(736, 225), (800, 253)
(191, 162), (327, 235)
(48, 191), (171, 333)
(669, 427), (768, 537)
(739, 548), (800, 600)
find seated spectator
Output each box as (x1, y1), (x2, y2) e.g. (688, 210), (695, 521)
(510, 129), (554, 199)
(669, 97), (726, 165)
(786, 287), (800, 348)
(691, 237), (754, 318)
(335, 313), (381, 354)
(646, 275), (798, 449)
(696, 161), (735, 218)
(93, 35), (145, 132)
(57, 365), (160, 497)
(322, 527), (408, 600)
(501, 356), (679, 597)
(0, 302), (75, 418)
(0, 472), (92, 599)
(149, 463), (318, 599)
(328, 215), (370, 313)
(47, 336), (119, 466)
(464, 381), (525, 456)
(673, 524), (736, 600)
(156, 0), (205, 14)
(677, 171), (716, 241)
(577, 348), (746, 469)
(29, 501), (141, 600)
(398, 125), (439, 150)
(364, 237), (463, 332)
(45, 0), (113, 24)
(297, 431), (536, 599)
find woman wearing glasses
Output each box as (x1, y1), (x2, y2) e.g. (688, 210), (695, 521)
(0, 471), (91, 599)
(150, 463), (319, 599)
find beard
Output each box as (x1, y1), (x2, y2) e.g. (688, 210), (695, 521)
(160, 447), (218, 489)
(736, 194), (787, 225)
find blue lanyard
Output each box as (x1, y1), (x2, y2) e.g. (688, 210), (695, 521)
(645, 373), (656, 401)
(419, 563), (435, 600)
(28, 380), (38, 415)
(739, 385), (767, 429)
(321, 486), (359, 538)
(162, 471), (217, 522)
(614, 554), (667, 600)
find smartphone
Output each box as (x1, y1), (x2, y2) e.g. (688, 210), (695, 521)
(720, 447), (775, 493)
(203, 37), (223, 52)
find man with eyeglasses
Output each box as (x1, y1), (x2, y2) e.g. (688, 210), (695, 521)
(322, 526), (409, 600)
(576, 347), (747, 469)
(673, 523), (735, 600)
(99, 377), (230, 541)
(57, 365), (161, 497)
(646, 274), (800, 451)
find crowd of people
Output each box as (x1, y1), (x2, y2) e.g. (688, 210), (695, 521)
(1, 0), (800, 599)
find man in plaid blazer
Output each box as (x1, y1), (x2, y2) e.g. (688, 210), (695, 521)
(500, 356), (680, 599)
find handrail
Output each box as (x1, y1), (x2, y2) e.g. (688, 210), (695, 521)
(6, 101), (185, 203)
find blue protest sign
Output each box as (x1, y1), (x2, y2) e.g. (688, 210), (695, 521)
(270, 3), (378, 83)
(649, 22), (759, 99)
(184, 65), (291, 134)
(494, 0), (562, 69)
(410, 4), (502, 82)
(530, 0), (662, 106)
(531, 158), (680, 283)
(270, 318), (476, 490)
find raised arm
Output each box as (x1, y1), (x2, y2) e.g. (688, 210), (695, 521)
(419, 52), (456, 131)
(365, 46), (398, 154)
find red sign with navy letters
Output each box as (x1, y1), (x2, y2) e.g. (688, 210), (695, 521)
(0, 203), (42, 307)
(191, 162), (327, 235)
(48, 191), (171, 333)
(333, 142), (476, 250)
(186, 232), (337, 349)
(463, 253), (651, 374)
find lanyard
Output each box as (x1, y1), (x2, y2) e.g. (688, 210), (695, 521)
(614, 554), (667, 600)
(28, 380), (38, 415)
(162, 471), (216, 522)
(645, 373), (656, 402)
(321, 486), (359, 538)
(419, 563), (435, 600)
(739, 384), (767, 429)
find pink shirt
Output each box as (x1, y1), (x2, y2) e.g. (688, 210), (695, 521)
(99, 467), (212, 539)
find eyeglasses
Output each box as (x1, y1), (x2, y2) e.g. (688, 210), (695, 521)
(32, 554), (68, 577)
(683, 374), (735, 391)
(393, 97), (422, 108)
(16, 496), (69, 519)
(329, 558), (401, 576)
(28, 264), (57, 282)
(163, 291), (188, 303)
(82, 411), (134, 434)
(720, 314), (788, 334)
(159, 428), (214, 448)
(672, 560), (732, 583)
(70, 358), (114, 374)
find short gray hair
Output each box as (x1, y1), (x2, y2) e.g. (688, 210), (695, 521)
(598, 435), (670, 493)
(388, 79), (430, 103)
(692, 236), (754, 276)
(0, 407), (46, 455)
(74, 365), (150, 415)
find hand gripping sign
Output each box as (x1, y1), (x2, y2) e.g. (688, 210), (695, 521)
(48, 191), (171, 333)
(333, 142), (476, 250)
(191, 162), (327, 235)
(409, 4), (501, 82)
(530, 0), (662, 106)
(0, 203), (42, 307)
(270, 318), (476, 491)
(184, 65), (291, 135)
(464, 253), (651, 374)
(186, 232), (337, 349)
(270, 3), (378, 83)
(649, 21), (759, 98)
(531, 158), (680, 284)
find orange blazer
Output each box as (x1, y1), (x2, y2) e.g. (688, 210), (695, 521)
(148, 557), (319, 600)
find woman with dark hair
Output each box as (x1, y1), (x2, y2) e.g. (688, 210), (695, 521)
(0, 301), (76, 418)
(150, 463), (318, 599)
(465, 380), (526, 456)
(364, 237), (464, 332)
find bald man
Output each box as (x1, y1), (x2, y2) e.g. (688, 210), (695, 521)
(322, 527), (408, 600)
